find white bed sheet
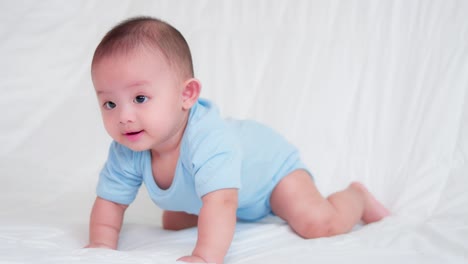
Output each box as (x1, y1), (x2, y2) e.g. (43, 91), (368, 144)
(0, 1), (467, 263)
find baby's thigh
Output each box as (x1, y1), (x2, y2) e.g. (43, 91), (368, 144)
(269, 169), (327, 222)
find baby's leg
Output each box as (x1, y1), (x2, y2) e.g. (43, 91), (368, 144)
(162, 210), (198, 231)
(269, 170), (390, 238)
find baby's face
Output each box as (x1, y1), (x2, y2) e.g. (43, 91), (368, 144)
(91, 47), (189, 152)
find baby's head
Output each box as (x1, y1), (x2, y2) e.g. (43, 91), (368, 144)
(91, 17), (201, 151)
(92, 16), (194, 81)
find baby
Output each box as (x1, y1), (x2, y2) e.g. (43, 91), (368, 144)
(86, 16), (390, 264)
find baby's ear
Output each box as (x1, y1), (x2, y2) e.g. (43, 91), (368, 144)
(181, 78), (201, 110)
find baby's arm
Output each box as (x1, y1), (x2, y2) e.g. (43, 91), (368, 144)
(179, 188), (238, 264)
(86, 197), (128, 249)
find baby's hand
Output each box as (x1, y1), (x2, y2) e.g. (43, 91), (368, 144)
(177, 255), (209, 263)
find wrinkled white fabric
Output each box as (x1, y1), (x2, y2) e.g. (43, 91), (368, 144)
(0, 1), (467, 263)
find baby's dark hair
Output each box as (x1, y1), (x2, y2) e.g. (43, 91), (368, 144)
(92, 16), (194, 79)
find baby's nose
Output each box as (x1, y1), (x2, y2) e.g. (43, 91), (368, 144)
(118, 107), (135, 124)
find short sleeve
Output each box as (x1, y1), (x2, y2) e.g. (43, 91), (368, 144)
(189, 130), (242, 198)
(96, 141), (143, 205)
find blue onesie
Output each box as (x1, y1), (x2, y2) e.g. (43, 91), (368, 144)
(97, 98), (312, 221)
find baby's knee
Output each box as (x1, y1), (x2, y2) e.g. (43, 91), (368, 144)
(293, 213), (337, 239)
(162, 210), (198, 231)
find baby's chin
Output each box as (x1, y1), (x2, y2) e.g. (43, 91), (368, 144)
(127, 146), (149, 152)
(116, 140), (149, 152)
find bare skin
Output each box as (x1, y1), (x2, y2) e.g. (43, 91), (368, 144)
(86, 197), (128, 249)
(162, 211), (198, 231)
(269, 170), (390, 238)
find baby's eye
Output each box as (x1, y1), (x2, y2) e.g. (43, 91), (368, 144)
(103, 101), (116, 109)
(134, 95), (148, 104)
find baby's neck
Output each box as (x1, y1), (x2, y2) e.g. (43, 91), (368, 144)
(151, 145), (180, 161)
(150, 145), (180, 190)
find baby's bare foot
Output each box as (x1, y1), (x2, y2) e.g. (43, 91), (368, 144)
(351, 182), (390, 224)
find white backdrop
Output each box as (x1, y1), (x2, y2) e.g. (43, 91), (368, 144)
(1, 1), (467, 263)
